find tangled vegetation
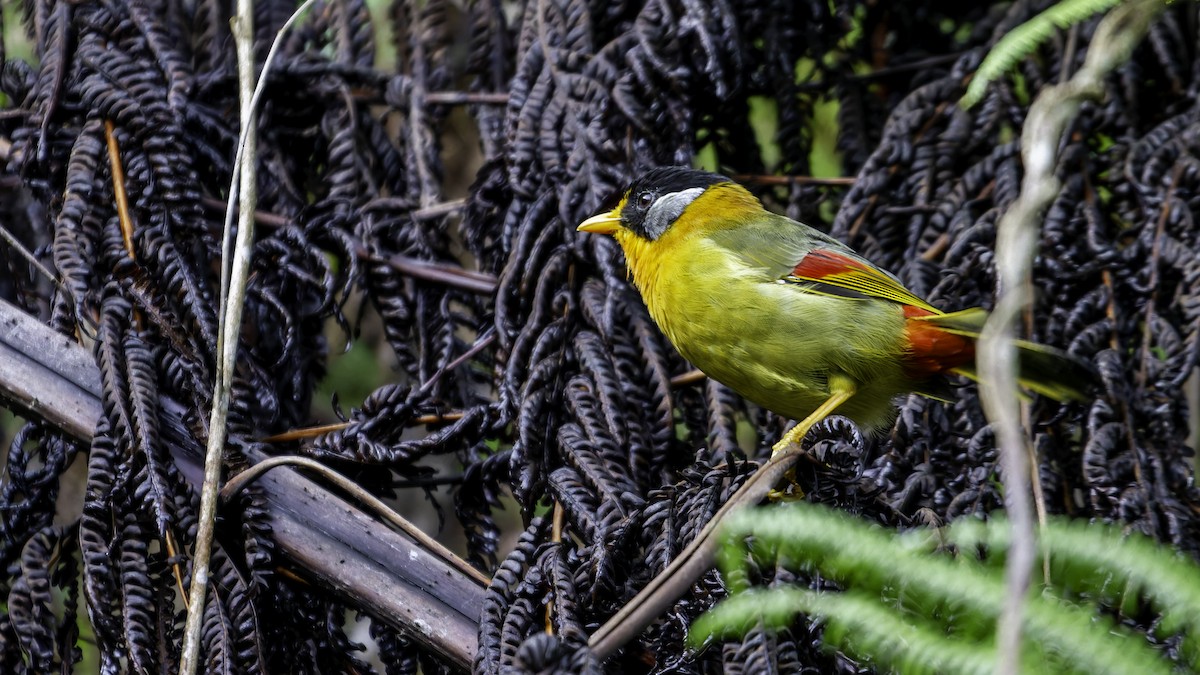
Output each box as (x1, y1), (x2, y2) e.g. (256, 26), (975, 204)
(0, 0), (1196, 673)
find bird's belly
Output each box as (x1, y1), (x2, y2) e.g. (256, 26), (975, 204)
(649, 276), (913, 431)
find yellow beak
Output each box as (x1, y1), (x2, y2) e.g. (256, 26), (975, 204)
(577, 211), (622, 235)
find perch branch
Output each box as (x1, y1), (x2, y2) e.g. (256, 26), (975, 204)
(588, 447), (818, 659)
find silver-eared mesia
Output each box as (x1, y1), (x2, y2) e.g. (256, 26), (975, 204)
(578, 167), (1094, 452)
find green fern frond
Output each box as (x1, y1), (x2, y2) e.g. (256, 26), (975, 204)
(692, 587), (1006, 675)
(951, 517), (1200, 669)
(961, 0), (1127, 108)
(694, 504), (1194, 675)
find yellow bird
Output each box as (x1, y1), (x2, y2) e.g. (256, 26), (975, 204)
(577, 167), (1094, 453)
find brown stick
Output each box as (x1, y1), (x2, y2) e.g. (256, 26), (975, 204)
(368, 251), (498, 295)
(587, 448), (806, 659)
(104, 120), (137, 261)
(669, 369), (706, 387)
(195, 197), (498, 295)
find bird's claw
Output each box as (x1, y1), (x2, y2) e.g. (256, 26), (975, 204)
(767, 468), (805, 503)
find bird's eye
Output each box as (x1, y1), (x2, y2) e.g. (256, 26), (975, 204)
(637, 191), (654, 208)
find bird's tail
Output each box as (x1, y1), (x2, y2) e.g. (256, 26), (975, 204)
(911, 308), (1096, 402)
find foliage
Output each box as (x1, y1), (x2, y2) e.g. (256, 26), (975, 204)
(961, 0), (1127, 107)
(693, 504), (1200, 674)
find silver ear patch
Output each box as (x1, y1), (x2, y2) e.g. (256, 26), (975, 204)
(641, 187), (705, 240)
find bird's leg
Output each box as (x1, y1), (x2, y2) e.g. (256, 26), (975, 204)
(770, 374), (857, 457)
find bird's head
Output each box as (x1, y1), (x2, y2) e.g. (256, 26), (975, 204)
(577, 167), (761, 244)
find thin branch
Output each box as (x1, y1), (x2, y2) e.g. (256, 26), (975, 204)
(392, 474), (466, 488)
(920, 232), (951, 262)
(425, 91), (509, 104)
(411, 198), (466, 220)
(346, 196), (469, 220)
(104, 120), (136, 261)
(263, 329), (493, 442)
(203, 194), (468, 227)
(669, 369), (706, 387)
(731, 174), (856, 186)
(199, 196), (291, 228)
(367, 250), (498, 294)
(546, 501), (564, 634)
(352, 90), (511, 106)
(218, 456), (492, 587)
(977, 3), (1163, 674)
(180, 3), (316, 673)
(261, 411), (466, 443)
(852, 52), (966, 82)
(197, 196), (493, 294)
(261, 422), (352, 443)
(0, 223), (59, 288)
(163, 531), (189, 604)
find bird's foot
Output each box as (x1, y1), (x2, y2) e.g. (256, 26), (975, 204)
(767, 424), (812, 501)
(766, 469), (805, 503)
(769, 433), (803, 459)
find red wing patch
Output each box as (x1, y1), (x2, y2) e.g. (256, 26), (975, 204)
(790, 249), (872, 280)
(788, 250), (942, 314)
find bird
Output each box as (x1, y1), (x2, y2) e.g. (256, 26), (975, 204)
(577, 166), (1094, 455)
